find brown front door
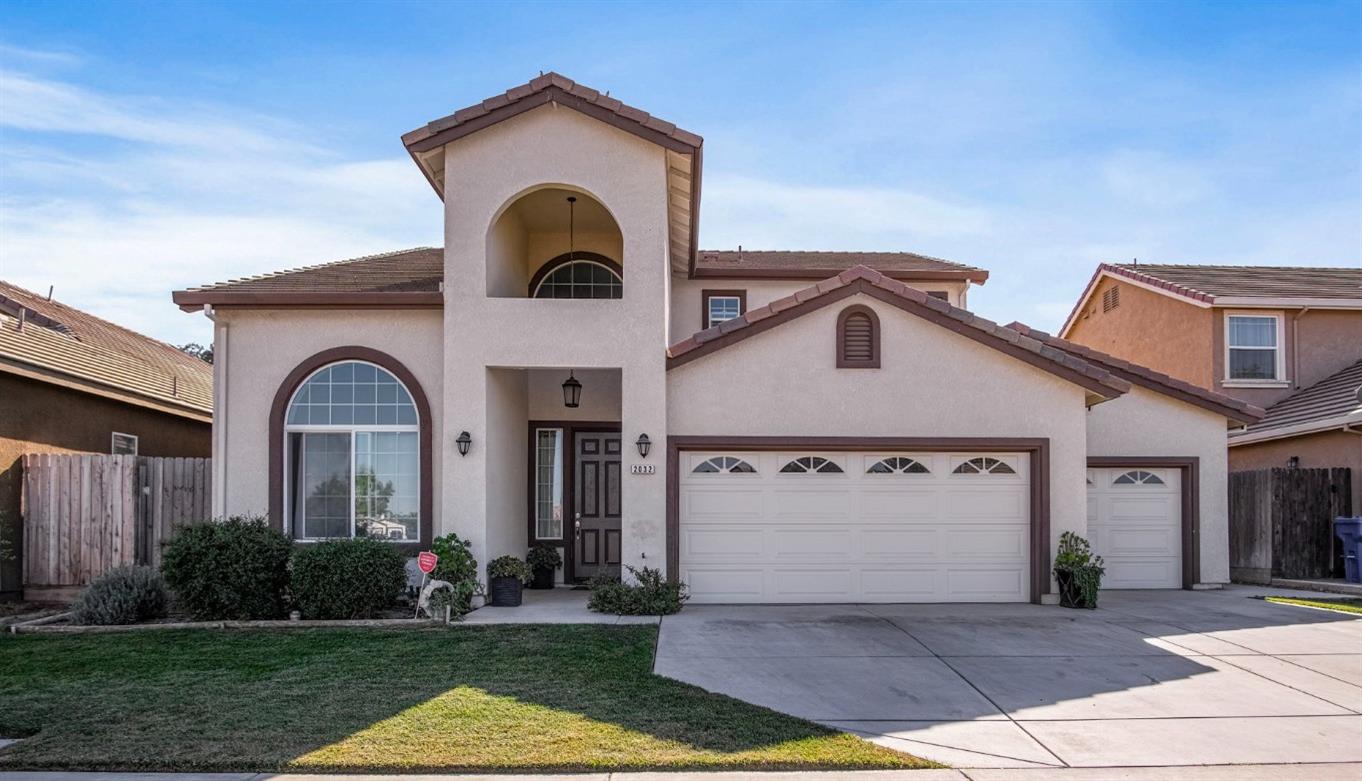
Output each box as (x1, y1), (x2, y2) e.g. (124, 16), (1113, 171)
(574, 432), (621, 580)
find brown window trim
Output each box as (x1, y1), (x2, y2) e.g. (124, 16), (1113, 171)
(527, 252), (623, 297)
(666, 436), (1052, 604)
(700, 289), (746, 329)
(268, 346), (434, 553)
(836, 304), (880, 368)
(1088, 456), (1200, 588)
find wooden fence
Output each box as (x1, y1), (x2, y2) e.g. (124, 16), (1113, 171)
(21, 454), (211, 600)
(1229, 467), (1352, 584)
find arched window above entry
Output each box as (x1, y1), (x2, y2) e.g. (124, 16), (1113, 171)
(780, 456), (844, 474)
(953, 457), (1015, 475)
(1114, 470), (1164, 485)
(837, 305), (880, 368)
(529, 252), (623, 299)
(693, 456), (757, 474)
(867, 457), (930, 474)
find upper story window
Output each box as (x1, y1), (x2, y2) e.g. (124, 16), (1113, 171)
(702, 289), (746, 329)
(530, 253), (622, 299)
(1226, 313), (1282, 382)
(837, 304), (880, 368)
(285, 360), (420, 542)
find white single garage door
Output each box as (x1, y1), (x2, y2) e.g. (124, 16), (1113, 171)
(678, 450), (1031, 603)
(1086, 467), (1182, 589)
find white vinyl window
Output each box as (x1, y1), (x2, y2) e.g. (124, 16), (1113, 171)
(1226, 313), (1282, 382)
(706, 296), (742, 328)
(534, 428), (565, 540)
(284, 361), (420, 542)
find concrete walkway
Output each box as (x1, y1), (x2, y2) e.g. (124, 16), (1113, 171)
(4, 765), (1362, 779)
(654, 585), (1362, 770)
(460, 587), (659, 625)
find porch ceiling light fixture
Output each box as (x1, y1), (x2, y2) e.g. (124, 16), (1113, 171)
(562, 371), (582, 409)
(456, 431), (472, 457)
(635, 433), (651, 459)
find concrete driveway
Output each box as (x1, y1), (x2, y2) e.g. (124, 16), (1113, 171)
(654, 585), (1362, 770)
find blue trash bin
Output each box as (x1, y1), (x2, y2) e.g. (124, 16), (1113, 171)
(1335, 517), (1362, 584)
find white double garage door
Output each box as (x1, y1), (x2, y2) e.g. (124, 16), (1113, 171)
(677, 450), (1181, 604)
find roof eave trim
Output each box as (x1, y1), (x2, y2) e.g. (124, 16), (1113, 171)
(1230, 412), (1362, 446)
(691, 267), (989, 284)
(172, 291), (445, 312)
(1211, 296), (1362, 309)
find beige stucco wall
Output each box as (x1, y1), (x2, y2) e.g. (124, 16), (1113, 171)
(485, 368), (528, 558)
(1231, 429), (1362, 513)
(526, 368), (621, 421)
(1086, 385), (1233, 584)
(667, 293), (1092, 592)
(212, 309), (444, 525)
(441, 105), (670, 573)
(669, 278), (968, 342)
(1065, 275), (1215, 389)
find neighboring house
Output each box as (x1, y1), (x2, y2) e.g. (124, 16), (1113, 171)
(173, 73), (1261, 604)
(0, 281), (213, 598)
(1060, 263), (1362, 510)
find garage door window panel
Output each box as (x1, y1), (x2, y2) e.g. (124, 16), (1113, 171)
(952, 456), (1017, 475)
(1114, 470), (1165, 485)
(866, 456), (931, 475)
(692, 456), (757, 474)
(778, 456), (844, 474)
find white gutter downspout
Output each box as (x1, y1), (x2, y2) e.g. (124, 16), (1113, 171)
(204, 305), (227, 518)
(1291, 307), (1310, 389)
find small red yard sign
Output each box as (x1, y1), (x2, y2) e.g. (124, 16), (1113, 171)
(417, 551), (439, 575)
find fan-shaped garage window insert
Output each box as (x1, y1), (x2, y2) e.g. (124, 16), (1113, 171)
(530, 253), (623, 299)
(837, 305), (880, 368)
(953, 457), (1015, 475)
(779, 456), (844, 474)
(1114, 470), (1164, 485)
(867, 457), (930, 474)
(692, 456), (757, 474)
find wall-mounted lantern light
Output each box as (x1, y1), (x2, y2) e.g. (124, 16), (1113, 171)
(456, 431), (472, 457)
(562, 371), (582, 409)
(635, 433), (652, 459)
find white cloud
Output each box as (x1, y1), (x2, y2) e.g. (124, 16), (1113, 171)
(1101, 150), (1214, 207)
(0, 69), (440, 345)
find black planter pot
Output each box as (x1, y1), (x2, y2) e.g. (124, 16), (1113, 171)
(530, 566), (555, 590)
(1055, 569), (1096, 609)
(488, 576), (523, 607)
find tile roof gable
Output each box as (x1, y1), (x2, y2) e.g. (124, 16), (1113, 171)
(1236, 359), (1362, 439)
(667, 265), (1130, 400)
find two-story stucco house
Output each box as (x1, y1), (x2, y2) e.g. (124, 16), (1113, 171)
(173, 73), (1264, 604)
(1061, 263), (1362, 511)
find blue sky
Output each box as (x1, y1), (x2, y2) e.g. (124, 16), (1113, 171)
(2, 1), (1359, 346)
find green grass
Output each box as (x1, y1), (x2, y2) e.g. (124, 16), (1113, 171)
(1265, 596), (1362, 615)
(0, 625), (929, 772)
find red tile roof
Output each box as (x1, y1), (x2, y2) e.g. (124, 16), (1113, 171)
(695, 249), (988, 283)
(1007, 322), (1265, 425)
(1, 280), (213, 419)
(667, 265), (1130, 399)
(1106, 263), (1362, 301)
(1236, 359), (1362, 438)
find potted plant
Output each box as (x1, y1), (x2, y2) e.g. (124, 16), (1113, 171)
(526, 543), (562, 590)
(487, 555), (532, 607)
(1053, 531), (1105, 609)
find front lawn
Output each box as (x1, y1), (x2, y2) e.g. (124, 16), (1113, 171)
(0, 625), (927, 772)
(1265, 595), (1362, 615)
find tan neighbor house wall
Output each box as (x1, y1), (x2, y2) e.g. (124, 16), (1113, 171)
(0, 372), (210, 595)
(1064, 275), (1215, 389)
(1086, 385), (1233, 584)
(667, 293), (1092, 595)
(1209, 308), (1362, 409)
(1230, 431), (1362, 516)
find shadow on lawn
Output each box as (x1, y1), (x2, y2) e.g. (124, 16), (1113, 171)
(0, 623), (901, 771)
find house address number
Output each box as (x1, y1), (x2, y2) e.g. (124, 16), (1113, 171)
(630, 464), (656, 475)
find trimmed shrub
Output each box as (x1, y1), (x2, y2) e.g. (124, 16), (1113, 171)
(161, 517), (293, 620)
(291, 538), (407, 619)
(588, 565), (688, 616)
(71, 566), (168, 625)
(430, 532), (478, 584)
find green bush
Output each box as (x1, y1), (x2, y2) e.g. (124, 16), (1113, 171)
(487, 555), (532, 584)
(430, 532), (478, 584)
(291, 538), (408, 619)
(527, 543), (562, 571)
(71, 565), (168, 625)
(161, 517), (293, 620)
(588, 565), (688, 615)
(1053, 531), (1105, 609)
